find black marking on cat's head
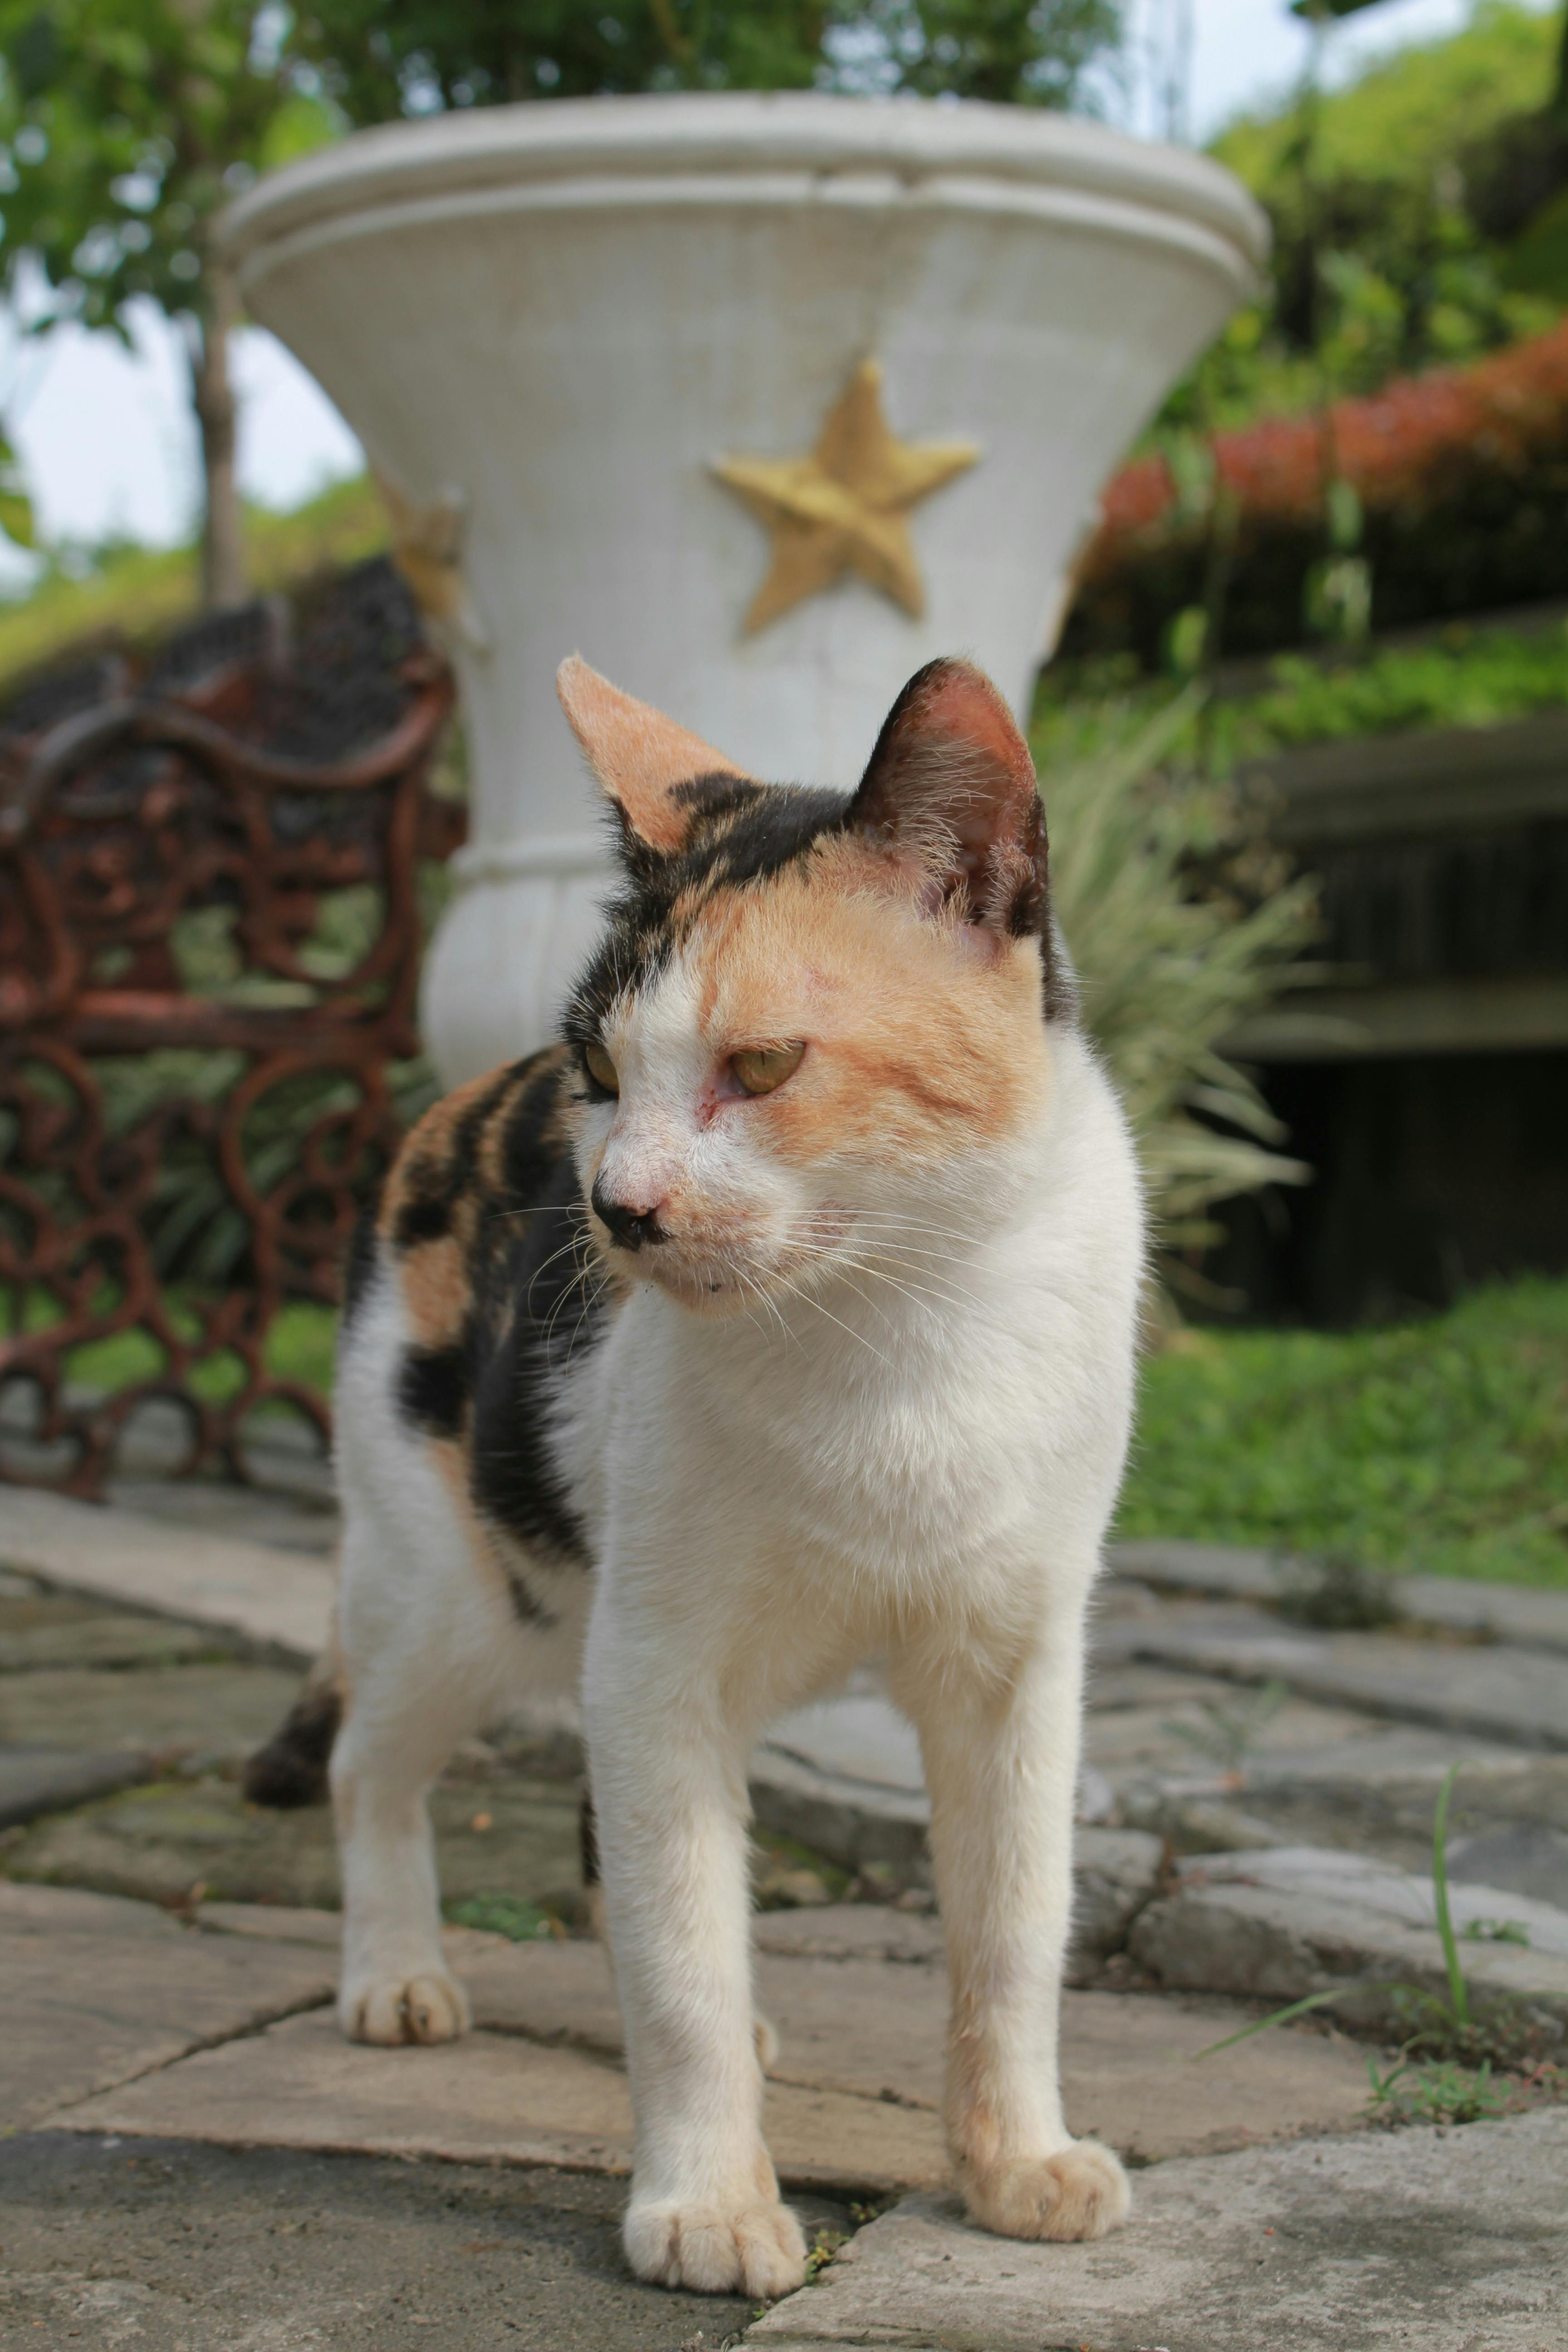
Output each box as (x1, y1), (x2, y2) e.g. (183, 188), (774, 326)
(564, 772), (849, 1042)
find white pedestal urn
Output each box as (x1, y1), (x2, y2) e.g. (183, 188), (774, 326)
(218, 95), (1265, 1087)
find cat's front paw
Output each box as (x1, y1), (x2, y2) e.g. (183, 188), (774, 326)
(962, 2138), (1130, 2243)
(625, 2194), (807, 2297)
(340, 1967), (471, 2046)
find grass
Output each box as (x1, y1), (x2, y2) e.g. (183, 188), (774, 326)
(5, 1294), (339, 1406)
(1118, 1275), (1568, 1588)
(0, 474), (387, 697)
(22, 1275), (1568, 1592)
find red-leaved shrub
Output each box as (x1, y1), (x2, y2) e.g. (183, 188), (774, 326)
(1063, 321), (1568, 665)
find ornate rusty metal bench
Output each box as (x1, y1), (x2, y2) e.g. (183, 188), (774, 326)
(0, 563), (458, 1499)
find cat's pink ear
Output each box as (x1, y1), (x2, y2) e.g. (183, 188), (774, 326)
(556, 655), (753, 853)
(847, 658), (1048, 938)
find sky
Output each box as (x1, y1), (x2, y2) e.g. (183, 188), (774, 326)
(0, 0), (1552, 592)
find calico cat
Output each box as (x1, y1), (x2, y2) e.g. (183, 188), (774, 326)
(247, 651), (1144, 2297)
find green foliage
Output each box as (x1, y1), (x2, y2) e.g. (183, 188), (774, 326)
(0, 0), (333, 335)
(1216, 4), (1558, 198)
(444, 1893), (560, 1940)
(0, 429), (33, 550)
(1120, 1276), (1568, 1587)
(1163, 3), (1567, 439)
(1037, 691), (1319, 1255)
(1212, 620), (1568, 760)
(293, 0), (1121, 117)
(833, 0), (1121, 103)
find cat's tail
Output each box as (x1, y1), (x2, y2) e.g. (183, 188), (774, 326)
(241, 1631), (344, 1809)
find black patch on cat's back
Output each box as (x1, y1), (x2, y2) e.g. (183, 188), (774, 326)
(341, 1203), (381, 1330)
(399, 1344), (469, 1441)
(469, 1170), (595, 1569)
(382, 1047), (602, 1606)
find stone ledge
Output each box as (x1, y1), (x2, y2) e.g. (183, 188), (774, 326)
(1111, 1538), (1568, 1655)
(1101, 1603), (1568, 1749)
(1131, 1845), (1568, 2033)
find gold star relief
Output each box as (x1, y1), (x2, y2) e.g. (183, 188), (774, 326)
(712, 359), (981, 636)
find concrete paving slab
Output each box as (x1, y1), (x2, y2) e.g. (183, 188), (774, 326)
(53, 2008), (951, 2195)
(195, 1896), (343, 1945)
(755, 1903), (945, 1963)
(453, 1934), (1370, 2162)
(750, 1740), (931, 1881)
(753, 1968), (1370, 2160)
(107, 1470), (339, 1555)
(0, 1743), (151, 1828)
(1128, 1749), (1568, 1875)
(1107, 1602), (1568, 1749)
(0, 1659), (304, 1756)
(749, 2106), (1568, 2352)
(1085, 1681), (1390, 1775)
(0, 1487), (331, 1661)
(1, 1879), (333, 2130)
(0, 2131), (786, 2352)
(1132, 1844), (1568, 2029)
(0, 1596), (244, 1673)
(1112, 1537), (1568, 1655)
(766, 1693), (925, 1792)
(1451, 1822), (1568, 1909)
(7, 1767), (582, 1910)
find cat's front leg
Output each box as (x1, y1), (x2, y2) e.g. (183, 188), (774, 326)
(583, 1592), (807, 2300)
(899, 1602), (1131, 2245)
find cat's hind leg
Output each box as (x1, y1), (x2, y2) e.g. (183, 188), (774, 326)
(330, 1427), (529, 2046)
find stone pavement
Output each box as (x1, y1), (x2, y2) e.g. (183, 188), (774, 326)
(5, 1486), (1568, 2345)
(0, 2131), (780, 2352)
(751, 2107), (1568, 2352)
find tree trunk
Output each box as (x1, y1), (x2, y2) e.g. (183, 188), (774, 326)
(190, 265), (246, 611)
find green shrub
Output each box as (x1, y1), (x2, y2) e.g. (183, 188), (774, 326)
(1039, 692), (1319, 1263)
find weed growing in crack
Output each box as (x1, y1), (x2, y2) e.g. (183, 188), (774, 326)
(1365, 2054), (1507, 2127)
(805, 2228), (848, 2281)
(1191, 1763), (1568, 2120)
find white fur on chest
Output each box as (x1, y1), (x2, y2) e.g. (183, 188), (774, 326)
(557, 1030), (1142, 1629)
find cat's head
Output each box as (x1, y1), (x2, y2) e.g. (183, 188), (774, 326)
(558, 654), (1069, 1315)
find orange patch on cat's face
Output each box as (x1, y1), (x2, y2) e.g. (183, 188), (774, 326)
(686, 843), (1050, 1164)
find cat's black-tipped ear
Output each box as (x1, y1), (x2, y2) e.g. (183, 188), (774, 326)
(847, 657), (1049, 940)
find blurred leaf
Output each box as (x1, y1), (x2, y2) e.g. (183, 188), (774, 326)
(0, 433), (35, 550)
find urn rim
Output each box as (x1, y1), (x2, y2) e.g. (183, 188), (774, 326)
(216, 89), (1268, 279)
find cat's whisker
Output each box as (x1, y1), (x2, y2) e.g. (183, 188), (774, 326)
(766, 1267), (891, 1364)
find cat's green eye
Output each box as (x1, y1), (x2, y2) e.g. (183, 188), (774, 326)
(583, 1041), (619, 1096)
(731, 1041), (806, 1097)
